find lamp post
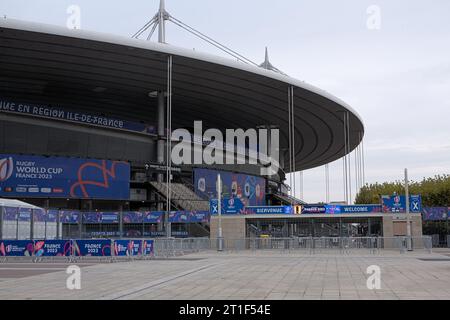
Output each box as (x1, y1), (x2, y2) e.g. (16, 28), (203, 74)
(217, 173), (224, 251)
(404, 168), (412, 251)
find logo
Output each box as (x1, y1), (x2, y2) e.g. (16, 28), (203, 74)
(0, 157), (13, 181)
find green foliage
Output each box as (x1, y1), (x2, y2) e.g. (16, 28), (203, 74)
(354, 174), (450, 206)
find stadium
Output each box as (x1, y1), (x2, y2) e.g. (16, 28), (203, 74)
(0, 3), (423, 242)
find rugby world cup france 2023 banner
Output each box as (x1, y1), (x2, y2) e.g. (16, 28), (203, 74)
(381, 195), (422, 213)
(0, 154), (130, 200)
(194, 168), (266, 206)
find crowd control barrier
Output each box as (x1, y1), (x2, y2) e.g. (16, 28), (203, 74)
(0, 239), (155, 263)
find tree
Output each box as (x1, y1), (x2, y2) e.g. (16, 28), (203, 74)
(354, 174), (450, 207)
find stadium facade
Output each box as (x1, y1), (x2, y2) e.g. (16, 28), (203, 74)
(0, 15), (422, 240)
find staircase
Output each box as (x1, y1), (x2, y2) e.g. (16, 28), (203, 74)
(150, 182), (210, 211)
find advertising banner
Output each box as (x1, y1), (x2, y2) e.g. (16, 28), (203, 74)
(33, 208), (47, 222)
(381, 195), (422, 213)
(72, 239), (112, 256)
(60, 211), (80, 224)
(83, 212), (119, 224)
(325, 205), (382, 214)
(144, 211), (164, 223)
(34, 240), (72, 257)
(142, 240), (154, 255)
(243, 206), (293, 215)
(113, 240), (134, 256)
(422, 207), (449, 221)
(18, 207), (31, 222)
(194, 168), (266, 206)
(0, 154), (130, 200)
(302, 206), (327, 214)
(0, 240), (34, 256)
(3, 206), (18, 221)
(210, 197), (245, 215)
(47, 209), (58, 223)
(122, 211), (144, 224)
(0, 98), (157, 135)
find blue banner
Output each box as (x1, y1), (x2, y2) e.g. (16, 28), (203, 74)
(0, 99), (157, 135)
(325, 205), (382, 214)
(302, 206), (327, 214)
(60, 211), (80, 224)
(243, 206), (293, 215)
(142, 240), (154, 255)
(123, 211), (144, 223)
(0, 154), (130, 200)
(34, 240), (72, 257)
(73, 239), (112, 256)
(210, 197), (245, 215)
(83, 212), (119, 224)
(422, 207), (449, 221)
(381, 195), (422, 213)
(113, 240), (134, 256)
(0, 240), (34, 256)
(3, 206), (17, 221)
(194, 168), (266, 206)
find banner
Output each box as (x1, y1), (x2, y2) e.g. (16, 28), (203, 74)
(83, 212), (119, 224)
(325, 205), (382, 214)
(72, 239), (112, 256)
(0, 98), (157, 135)
(302, 206), (326, 214)
(422, 207), (449, 221)
(194, 168), (266, 206)
(113, 240), (134, 257)
(210, 197), (245, 215)
(3, 206), (18, 221)
(0, 154), (130, 200)
(34, 240), (72, 257)
(381, 195), (422, 213)
(0, 240), (34, 256)
(142, 240), (154, 255)
(243, 206), (293, 215)
(60, 211), (80, 224)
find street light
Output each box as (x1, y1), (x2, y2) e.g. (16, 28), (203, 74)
(404, 168), (412, 251)
(217, 173), (224, 251)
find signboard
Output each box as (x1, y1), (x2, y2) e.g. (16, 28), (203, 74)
(73, 239), (112, 256)
(194, 168), (266, 206)
(83, 212), (119, 224)
(0, 154), (130, 200)
(381, 195), (422, 213)
(325, 205), (382, 214)
(243, 206), (293, 215)
(302, 206), (326, 214)
(0, 240), (34, 256)
(142, 240), (154, 255)
(210, 197), (245, 215)
(422, 207), (449, 221)
(34, 240), (72, 257)
(0, 98), (157, 135)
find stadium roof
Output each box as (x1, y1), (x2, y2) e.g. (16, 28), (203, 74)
(0, 18), (364, 172)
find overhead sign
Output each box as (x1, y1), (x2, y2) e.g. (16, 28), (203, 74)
(0, 154), (130, 200)
(243, 206), (293, 215)
(325, 205), (382, 214)
(0, 98), (157, 135)
(302, 206), (326, 214)
(381, 195), (422, 213)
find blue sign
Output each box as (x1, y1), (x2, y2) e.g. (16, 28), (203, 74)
(325, 205), (382, 214)
(83, 212), (119, 224)
(244, 206), (293, 215)
(381, 195), (422, 213)
(194, 168), (266, 206)
(0, 99), (157, 135)
(210, 197), (245, 215)
(0, 154), (130, 200)
(302, 206), (326, 214)
(34, 240), (72, 257)
(0, 240), (34, 256)
(73, 239), (112, 256)
(422, 207), (449, 221)
(142, 240), (154, 255)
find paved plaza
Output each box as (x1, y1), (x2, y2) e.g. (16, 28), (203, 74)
(0, 250), (449, 300)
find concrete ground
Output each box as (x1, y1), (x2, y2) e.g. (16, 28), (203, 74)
(0, 249), (449, 300)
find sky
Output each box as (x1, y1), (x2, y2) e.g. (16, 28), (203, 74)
(1, 0), (449, 203)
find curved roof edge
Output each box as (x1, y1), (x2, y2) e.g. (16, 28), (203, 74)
(0, 18), (364, 131)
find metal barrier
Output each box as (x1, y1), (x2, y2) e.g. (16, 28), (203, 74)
(210, 236), (433, 254)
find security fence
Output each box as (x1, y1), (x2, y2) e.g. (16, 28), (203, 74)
(0, 236), (433, 263)
(212, 236), (433, 254)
